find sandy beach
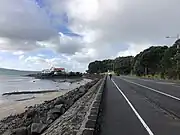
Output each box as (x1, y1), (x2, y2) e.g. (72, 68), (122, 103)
(0, 78), (92, 120)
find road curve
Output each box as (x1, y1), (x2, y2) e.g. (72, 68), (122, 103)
(99, 76), (180, 135)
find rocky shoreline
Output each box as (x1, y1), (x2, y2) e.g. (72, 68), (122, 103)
(25, 72), (82, 79)
(42, 78), (104, 135)
(0, 79), (99, 135)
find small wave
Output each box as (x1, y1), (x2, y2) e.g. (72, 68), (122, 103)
(15, 96), (36, 101)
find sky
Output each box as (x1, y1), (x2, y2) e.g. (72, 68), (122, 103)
(0, 0), (180, 72)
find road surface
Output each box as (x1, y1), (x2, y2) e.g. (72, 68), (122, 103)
(99, 76), (180, 135)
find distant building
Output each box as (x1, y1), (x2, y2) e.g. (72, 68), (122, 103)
(41, 67), (65, 74)
(50, 67), (65, 72)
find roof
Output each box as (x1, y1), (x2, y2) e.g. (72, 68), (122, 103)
(54, 68), (65, 71)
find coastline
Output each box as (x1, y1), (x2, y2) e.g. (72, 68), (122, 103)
(0, 78), (100, 135)
(0, 78), (92, 120)
(0, 91), (67, 120)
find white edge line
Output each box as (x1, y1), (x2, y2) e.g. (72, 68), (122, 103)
(121, 78), (180, 101)
(112, 79), (154, 135)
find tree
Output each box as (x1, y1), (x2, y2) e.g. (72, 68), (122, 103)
(114, 56), (133, 75)
(87, 41), (180, 79)
(133, 46), (168, 76)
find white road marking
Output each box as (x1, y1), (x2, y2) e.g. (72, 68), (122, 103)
(156, 82), (175, 85)
(172, 85), (180, 88)
(140, 79), (155, 82)
(121, 78), (180, 101)
(122, 76), (177, 85)
(112, 79), (154, 135)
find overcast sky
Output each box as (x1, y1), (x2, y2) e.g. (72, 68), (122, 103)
(0, 0), (180, 72)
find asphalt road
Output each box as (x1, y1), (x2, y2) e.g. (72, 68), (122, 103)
(99, 76), (180, 135)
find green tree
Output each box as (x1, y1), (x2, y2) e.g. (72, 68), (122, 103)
(133, 46), (168, 76)
(114, 56), (133, 75)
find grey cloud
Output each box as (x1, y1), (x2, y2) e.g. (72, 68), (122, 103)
(94, 0), (180, 45)
(0, 0), (58, 41)
(44, 35), (85, 55)
(62, 0), (180, 63)
(2, 0), (180, 72)
(56, 44), (83, 54)
(0, 38), (41, 51)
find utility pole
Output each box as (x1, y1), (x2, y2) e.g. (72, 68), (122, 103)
(166, 34), (180, 80)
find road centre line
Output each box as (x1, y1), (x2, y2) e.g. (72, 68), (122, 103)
(112, 79), (154, 135)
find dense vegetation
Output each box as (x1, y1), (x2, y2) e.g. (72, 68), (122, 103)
(87, 39), (180, 79)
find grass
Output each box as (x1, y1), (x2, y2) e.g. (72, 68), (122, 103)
(128, 74), (180, 83)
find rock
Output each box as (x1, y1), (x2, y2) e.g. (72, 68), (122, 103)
(3, 127), (28, 135)
(48, 104), (54, 110)
(53, 97), (65, 105)
(48, 108), (62, 115)
(31, 123), (47, 135)
(0, 79), (98, 134)
(46, 119), (54, 125)
(55, 104), (65, 114)
(47, 113), (59, 122)
(67, 100), (74, 107)
(25, 109), (36, 118)
(2, 130), (11, 135)
(47, 108), (63, 121)
(13, 127), (27, 135)
(79, 87), (86, 93)
(27, 125), (31, 135)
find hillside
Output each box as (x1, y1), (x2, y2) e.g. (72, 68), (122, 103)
(0, 68), (39, 75)
(87, 39), (180, 80)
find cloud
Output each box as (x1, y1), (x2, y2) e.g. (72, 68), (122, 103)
(19, 55), (25, 60)
(0, 37), (41, 51)
(0, 0), (57, 41)
(12, 51), (24, 55)
(37, 54), (46, 57)
(1, 0), (180, 71)
(54, 0), (180, 63)
(21, 55), (86, 72)
(71, 48), (97, 63)
(37, 33), (84, 54)
(0, 0), (59, 52)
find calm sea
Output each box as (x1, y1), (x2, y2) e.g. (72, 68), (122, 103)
(0, 70), (90, 104)
(0, 75), (65, 94)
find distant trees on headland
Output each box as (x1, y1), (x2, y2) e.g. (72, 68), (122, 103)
(87, 39), (180, 79)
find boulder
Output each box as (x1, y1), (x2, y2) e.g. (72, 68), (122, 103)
(79, 87), (86, 93)
(2, 130), (11, 135)
(31, 123), (47, 135)
(55, 104), (65, 114)
(53, 97), (65, 105)
(48, 108), (62, 115)
(47, 108), (63, 121)
(25, 109), (36, 119)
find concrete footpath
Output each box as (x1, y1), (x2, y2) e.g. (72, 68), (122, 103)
(99, 76), (180, 135)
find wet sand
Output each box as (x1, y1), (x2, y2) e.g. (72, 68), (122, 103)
(0, 78), (92, 120)
(0, 91), (68, 120)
